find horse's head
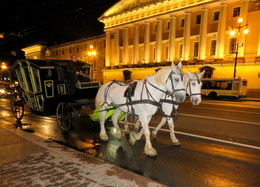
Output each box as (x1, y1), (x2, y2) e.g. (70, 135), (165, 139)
(162, 62), (186, 103)
(185, 70), (205, 105)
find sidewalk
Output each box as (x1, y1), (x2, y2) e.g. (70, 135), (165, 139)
(0, 124), (165, 187)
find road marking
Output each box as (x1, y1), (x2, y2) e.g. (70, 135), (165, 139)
(193, 106), (260, 115)
(149, 126), (260, 150)
(181, 113), (260, 126)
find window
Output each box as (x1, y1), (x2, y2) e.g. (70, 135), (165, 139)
(167, 22), (170, 30)
(194, 42), (199, 57)
(154, 24), (157, 32)
(233, 7), (240, 17)
(166, 45), (169, 60)
(229, 38), (237, 54)
(210, 40), (216, 56)
(179, 44), (183, 58)
(77, 46), (79, 53)
(56, 50), (58, 56)
(62, 49), (64, 55)
(213, 11), (220, 21)
(69, 47), (72, 54)
(181, 19), (185, 27)
(196, 15), (201, 24)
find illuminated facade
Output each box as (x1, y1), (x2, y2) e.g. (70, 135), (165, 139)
(22, 35), (106, 82)
(99, 0), (260, 97)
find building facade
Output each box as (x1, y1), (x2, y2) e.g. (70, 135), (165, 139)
(22, 35), (106, 82)
(99, 0), (260, 97)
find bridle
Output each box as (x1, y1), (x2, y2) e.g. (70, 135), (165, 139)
(186, 73), (202, 96)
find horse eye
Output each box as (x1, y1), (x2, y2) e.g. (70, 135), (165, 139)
(192, 82), (196, 86)
(174, 78), (179, 82)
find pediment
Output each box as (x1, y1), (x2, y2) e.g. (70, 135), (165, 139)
(99, 0), (162, 19)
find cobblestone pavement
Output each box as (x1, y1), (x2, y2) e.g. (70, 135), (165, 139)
(0, 124), (165, 187)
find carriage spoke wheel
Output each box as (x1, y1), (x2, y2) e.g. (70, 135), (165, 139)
(56, 102), (72, 131)
(10, 86), (24, 121)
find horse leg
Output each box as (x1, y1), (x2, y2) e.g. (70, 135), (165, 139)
(167, 118), (180, 146)
(111, 109), (123, 140)
(129, 127), (144, 145)
(99, 110), (109, 141)
(152, 117), (167, 138)
(140, 116), (157, 157)
(123, 112), (130, 134)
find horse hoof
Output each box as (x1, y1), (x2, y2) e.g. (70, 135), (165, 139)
(145, 147), (157, 157)
(123, 129), (130, 134)
(151, 130), (157, 138)
(129, 133), (136, 145)
(173, 142), (180, 146)
(100, 134), (109, 141)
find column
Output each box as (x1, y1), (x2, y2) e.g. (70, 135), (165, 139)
(123, 27), (129, 65)
(239, 0), (249, 57)
(155, 18), (162, 63)
(115, 29), (120, 66)
(216, 3), (228, 59)
(144, 22), (150, 63)
(168, 15), (176, 62)
(183, 12), (191, 61)
(199, 8), (208, 60)
(105, 31), (111, 67)
(133, 24), (139, 64)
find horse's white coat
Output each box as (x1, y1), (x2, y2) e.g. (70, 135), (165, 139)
(129, 71), (205, 146)
(95, 62), (186, 156)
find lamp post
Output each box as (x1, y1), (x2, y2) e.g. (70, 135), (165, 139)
(230, 18), (249, 78)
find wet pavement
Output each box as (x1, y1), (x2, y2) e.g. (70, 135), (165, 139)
(0, 124), (165, 187)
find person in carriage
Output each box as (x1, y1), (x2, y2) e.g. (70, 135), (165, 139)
(67, 55), (90, 82)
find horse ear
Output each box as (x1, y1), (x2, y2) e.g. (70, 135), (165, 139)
(171, 62), (176, 67)
(177, 61), (182, 69)
(198, 70), (205, 79)
(187, 70), (194, 79)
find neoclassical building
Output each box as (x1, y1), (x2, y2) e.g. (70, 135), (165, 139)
(99, 0), (260, 96)
(22, 35), (106, 82)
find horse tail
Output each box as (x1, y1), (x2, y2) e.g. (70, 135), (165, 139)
(95, 81), (113, 108)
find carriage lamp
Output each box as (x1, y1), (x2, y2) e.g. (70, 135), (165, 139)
(229, 17), (249, 78)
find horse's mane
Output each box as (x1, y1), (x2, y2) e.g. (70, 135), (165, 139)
(153, 67), (173, 85)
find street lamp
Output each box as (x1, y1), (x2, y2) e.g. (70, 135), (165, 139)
(229, 18), (249, 78)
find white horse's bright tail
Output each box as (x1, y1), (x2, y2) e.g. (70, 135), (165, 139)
(95, 81), (112, 108)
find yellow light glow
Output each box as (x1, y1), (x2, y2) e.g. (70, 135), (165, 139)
(90, 45), (93, 49)
(243, 29), (249, 34)
(33, 56), (37, 59)
(229, 30), (236, 36)
(88, 52), (92, 56)
(238, 18), (243, 23)
(92, 51), (96, 55)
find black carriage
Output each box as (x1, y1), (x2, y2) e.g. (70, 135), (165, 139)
(10, 59), (101, 131)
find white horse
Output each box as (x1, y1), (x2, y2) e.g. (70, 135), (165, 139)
(129, 70), (205, 146)
(95, 62), (186, 156)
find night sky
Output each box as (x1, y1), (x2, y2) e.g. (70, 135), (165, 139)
(0, 0), (118, 63)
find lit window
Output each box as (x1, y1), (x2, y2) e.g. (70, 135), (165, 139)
(233, 7), (240, 17)
(196, 15), (201, 24)
(210, 40), (216, 56)
(229, 38), (237, 54)
(179, 44), (183, 58)
(213, 11), (220, 21)
(194, 42), (199, 57)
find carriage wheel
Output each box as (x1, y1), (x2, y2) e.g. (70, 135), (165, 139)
(10, 86), (24, 121)
(56, 102), (72, 131)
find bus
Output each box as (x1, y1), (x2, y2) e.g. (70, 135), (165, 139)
(201, 78), (247, 99)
